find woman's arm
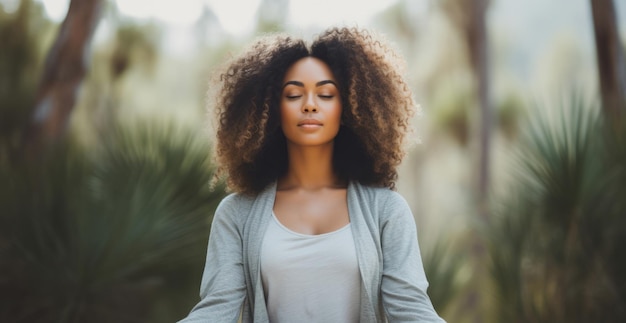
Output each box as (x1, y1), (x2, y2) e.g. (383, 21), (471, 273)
(178, 195), (247, 323)
(380, 192), (446, 323)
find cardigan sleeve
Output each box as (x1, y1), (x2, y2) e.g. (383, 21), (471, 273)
(178, 195), (247, 323)
(379, 192), (446, 323)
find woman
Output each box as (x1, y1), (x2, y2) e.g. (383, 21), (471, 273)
(180, 27), (445, 323)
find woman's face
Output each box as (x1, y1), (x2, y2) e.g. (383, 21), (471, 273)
(280, 57), (342, 148)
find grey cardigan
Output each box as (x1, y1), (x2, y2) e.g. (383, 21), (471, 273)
(179, 181), (445, 322)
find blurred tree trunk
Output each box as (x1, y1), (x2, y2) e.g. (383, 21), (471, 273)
(21, 0), (103, 155)
(467, 0), (491, 220)
(590, 0), (626, 121)
(442, 1), (492, 322)
(443, 0), (492, 219)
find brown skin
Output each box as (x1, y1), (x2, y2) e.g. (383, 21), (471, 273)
(212, 27), (415, 196)
(274, 57), (349, 235)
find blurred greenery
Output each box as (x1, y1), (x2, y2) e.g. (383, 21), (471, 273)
(0, 0), (52, 162)
(1, 0), (625, 322)
(0, 122), (225, 322)
(422, 233), (471, 317)
(0, 1), (225, 322)
(488, 96), (626, 322)
(430, 76), (473, 146)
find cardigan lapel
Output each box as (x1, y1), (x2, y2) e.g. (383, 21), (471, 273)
(347, 181), (381, 322)
(243, 182), (276, 322)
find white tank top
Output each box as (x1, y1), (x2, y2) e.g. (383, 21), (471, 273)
(260, 213), (361, 323)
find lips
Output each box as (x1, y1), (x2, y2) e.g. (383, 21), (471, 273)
(298, 119), (323, 126)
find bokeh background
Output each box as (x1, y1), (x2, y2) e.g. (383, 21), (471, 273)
(1, 0), (625, 322)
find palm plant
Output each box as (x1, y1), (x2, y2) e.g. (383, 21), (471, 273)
(488, 95), (626, 323)
(422, 235), (469, 320)
(0, 123), (225, 323)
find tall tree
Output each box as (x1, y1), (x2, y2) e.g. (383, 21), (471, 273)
(441, 2), (492, 322)
(442, 0), (492, 219)
(590, 0), (626, 121)
(21, 0), (103, 154)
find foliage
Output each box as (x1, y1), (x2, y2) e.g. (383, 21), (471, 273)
(488, 95), (626, 323)
(75, 17), (163, 138)
(0, 123), (225, 323)
(431, 78), (473, 146)
(496, 93), (525, 140)
(422, 235), (469, 318)
(0, 0), (53, 161)
(109, 20), (161, 80)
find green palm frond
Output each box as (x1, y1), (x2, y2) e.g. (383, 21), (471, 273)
(422, 234), (469, 318)
(488, 94), (626, 323)
(0, 122), (224, 323)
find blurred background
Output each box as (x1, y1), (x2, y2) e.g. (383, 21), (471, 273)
(1, 0), (625, 322)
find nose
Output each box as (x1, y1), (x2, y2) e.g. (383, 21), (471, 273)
(302, 96), (318, 113)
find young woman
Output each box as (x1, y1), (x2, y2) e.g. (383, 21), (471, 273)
(180, 27), (445, 323)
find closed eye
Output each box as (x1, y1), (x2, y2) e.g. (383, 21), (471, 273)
(319, 95), (334, 99)
(286, 95), (302, 100)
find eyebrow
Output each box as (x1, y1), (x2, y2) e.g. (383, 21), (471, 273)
(282, 80), (337, 89)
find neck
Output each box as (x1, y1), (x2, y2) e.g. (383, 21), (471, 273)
(279, 142), (340, 190)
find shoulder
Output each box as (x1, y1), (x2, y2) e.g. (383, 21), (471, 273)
(352, 182), (412, 220)
(218, 192), (255, 208)
(213, 192), (256, 224)
(215, 181), (276, 222)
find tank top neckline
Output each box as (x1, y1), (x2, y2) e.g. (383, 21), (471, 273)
(270, 212), (351, 238)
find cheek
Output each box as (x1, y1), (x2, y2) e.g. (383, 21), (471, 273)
(328, 102), (343, 125)
(279, 102), (296, 125)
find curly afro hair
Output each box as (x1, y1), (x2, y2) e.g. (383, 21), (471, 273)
(210, 27), (416, 195)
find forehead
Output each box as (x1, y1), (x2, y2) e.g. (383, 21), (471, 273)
(283, 57), (336, 83)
